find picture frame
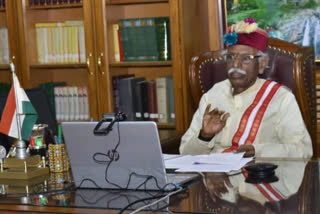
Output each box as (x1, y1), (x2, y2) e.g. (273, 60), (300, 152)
(224, 0), (320, 62)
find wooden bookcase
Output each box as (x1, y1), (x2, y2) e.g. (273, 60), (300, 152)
(0, 0), (19, 85)
(4, 0), (221, 134)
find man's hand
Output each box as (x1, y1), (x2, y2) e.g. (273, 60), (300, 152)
(236, 145), (255, 157)
(201, 104), (230, 138)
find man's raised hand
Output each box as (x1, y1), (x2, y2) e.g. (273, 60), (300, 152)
(200, 104), (230, 138)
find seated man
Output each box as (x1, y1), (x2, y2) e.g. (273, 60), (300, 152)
(180, 18), (313, 158)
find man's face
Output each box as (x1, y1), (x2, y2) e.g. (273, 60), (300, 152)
(226, 45), (262, 94)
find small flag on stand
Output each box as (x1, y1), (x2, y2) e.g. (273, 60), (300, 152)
(0, 72), (38, 141)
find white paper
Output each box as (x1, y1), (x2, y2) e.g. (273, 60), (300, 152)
(163, 152), (253, 173)
(176, 157), (253, 172)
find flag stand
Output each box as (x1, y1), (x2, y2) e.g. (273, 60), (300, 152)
(0, 63), (49, 181)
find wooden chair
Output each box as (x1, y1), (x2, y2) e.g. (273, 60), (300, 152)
(188, 38), (317, 157)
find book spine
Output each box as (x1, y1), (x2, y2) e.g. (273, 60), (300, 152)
(119, 78), (135, 120)
(78, 86), (84, 120)
(155, 17), (171, 61)
(156, 77), (169, 123)
(134, 80), (144, 121)
(79, 24), (85, 63)
(54, 87), (62, 122)
(167, 76), (175, 123)
(119, 20), (129, 62)
(35, 24), (44, 63)
(112, 24), (120, 62)
(148, 81), (158, 122)
(145, 18), (158, 61)
(2, 28), (8, 64)
(140, 81), (149, 120)
(117, 27), (123, 62)
(83, 86), (90, 120)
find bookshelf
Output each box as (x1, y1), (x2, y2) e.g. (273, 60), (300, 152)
(0, 0), (11, 87)
(6, 0), (220, 134)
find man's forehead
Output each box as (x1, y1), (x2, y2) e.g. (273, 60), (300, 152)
(227, 45), (258, 54)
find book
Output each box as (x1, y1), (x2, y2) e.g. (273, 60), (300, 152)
(148, 81), (158, 122)
(112, 24), (120, 62)
(135, 80), (149, 121)
(73, 87), (80, 120)
(78, 86), (85, 120)
(112, 75), (133, 113)
(82, 86), (90, 120)
(156, 77), (169, 123)
(166, 76), (175, 123)
(118, 17), (171, 62)
(119, 20), (130, 61)
(119, 77), (145, 120)
(68, 87), (75, 121)
(155, 17), (171, 61)
(54, 87), (63, 121)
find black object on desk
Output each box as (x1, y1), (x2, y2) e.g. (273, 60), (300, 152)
(245, 162), (279, 184)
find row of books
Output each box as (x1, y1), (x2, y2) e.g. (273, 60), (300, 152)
(0, 0), (5, 8)
(113, 76), (175, 124)
(113, 17), (171, 62)
(29, 0), (82, 6)
(0, 28), (9, 64)
(54, 86), (90, 122)
(35, 21), (85, 64)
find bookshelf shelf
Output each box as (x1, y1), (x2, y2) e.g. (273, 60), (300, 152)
(27, 3), (82, 10)
(30, 63), (87, 69)
(0, 8), (5, 12)
(110, 61), (172, 67)
(107, 0), (168, 5)
(110, 67), (172, 78)
(0, 65), (9, 70)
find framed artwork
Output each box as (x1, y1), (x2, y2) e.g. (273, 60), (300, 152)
(224, 0), (320, 62)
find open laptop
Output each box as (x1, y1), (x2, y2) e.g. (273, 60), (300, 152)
(62, 121), (198, 191)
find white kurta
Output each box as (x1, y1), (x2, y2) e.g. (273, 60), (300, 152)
(180, 78), (313, 158)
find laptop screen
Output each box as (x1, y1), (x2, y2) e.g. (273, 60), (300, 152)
(62, 121), (168, 190)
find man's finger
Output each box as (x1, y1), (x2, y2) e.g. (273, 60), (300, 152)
(221, 113), (230, 122)
(204, 104), (211, 115)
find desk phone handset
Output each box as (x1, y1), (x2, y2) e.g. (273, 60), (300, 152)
(93, 112), (127, 136)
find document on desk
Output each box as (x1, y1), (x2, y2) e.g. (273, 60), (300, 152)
(164, 152), (253, 172)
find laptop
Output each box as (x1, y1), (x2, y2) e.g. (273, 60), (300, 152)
(62, 121), (198, 191)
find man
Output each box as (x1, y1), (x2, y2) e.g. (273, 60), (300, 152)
(180, 18), (313, 158)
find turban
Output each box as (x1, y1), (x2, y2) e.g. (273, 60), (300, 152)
(224, 18), (268, 52)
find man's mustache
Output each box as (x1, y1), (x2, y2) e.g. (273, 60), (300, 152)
(228, 68), (247, 75)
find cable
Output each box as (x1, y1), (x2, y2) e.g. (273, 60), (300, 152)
(128, 187), (183, 214)
(118, 194), (166, 214)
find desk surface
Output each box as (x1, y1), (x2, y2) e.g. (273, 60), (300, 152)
(0, 158), (319, 214)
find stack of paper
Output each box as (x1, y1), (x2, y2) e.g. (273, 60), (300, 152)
(163, 153), (253, 172)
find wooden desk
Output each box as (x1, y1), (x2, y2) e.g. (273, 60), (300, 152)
(0, 159), (318, 214)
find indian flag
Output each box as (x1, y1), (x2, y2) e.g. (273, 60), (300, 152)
(0, 73), (38, 141)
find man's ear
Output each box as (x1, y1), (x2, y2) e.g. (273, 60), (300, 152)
(258, 57), (269, 74)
